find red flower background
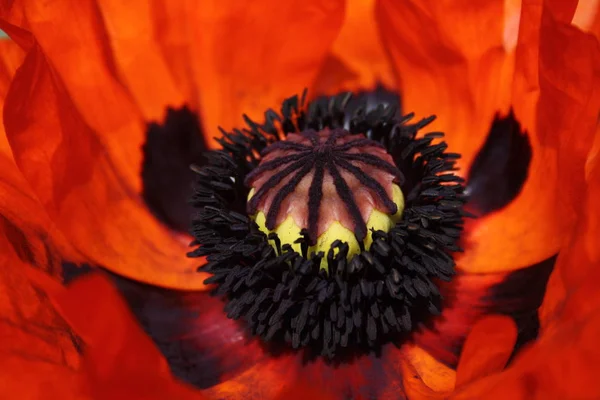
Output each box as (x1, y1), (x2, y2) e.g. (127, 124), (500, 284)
(0, 0), (599, 399)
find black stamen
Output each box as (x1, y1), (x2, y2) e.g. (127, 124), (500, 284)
(261, 140), (311, 155)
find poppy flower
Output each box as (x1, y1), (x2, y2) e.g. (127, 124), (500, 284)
(0, 0), (599, 399)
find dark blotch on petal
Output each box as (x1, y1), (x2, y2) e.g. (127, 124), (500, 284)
(61, 262), (262, 390)
(110, 273), (265, 389)
(466, 110), (532, 216)
(141, 107), (207, 233)
(488, 255), (556, 362)
(61, 262), (95, 283)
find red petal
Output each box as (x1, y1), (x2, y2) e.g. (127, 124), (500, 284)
(378, 0), (599, 275)
(0, 57), (84, 395)
(0, 243), (84, 399)
(273, 382), (335, 400)
(452, 301), (600, 399)
(203, 357), (297, 400)
(572, 0), (600, 39)
(49, 273), (208, 399)
(412, 272), (508, 366)
(455, 316), (517, 388)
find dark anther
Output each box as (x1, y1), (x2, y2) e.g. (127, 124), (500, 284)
(142, 106), (207, 232)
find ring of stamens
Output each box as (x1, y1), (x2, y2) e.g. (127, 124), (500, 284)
(189, 92), (466, 359)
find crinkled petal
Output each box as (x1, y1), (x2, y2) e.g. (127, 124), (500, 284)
(150, 0), (202, 110)
(312, 0), (396, 95)
(455, 315), (517, 388)
(203, 358), (296, 400)
(541, 128), (600, 326)
(375, 0), (513, 170)
(2, 41), (206, 289)
(273, 382), (335, 400)
(451, 309), (600, 399)
(453, 2), (600, 392)
(0, 48), (84, 394)
(390, 345), (455, 399)
(0, 237), (85, 399)
(574, 0), (600, 39)
(94, 0), (187, 120)
(456, 0), (600, 273)
(32, 272), (207, 399)
(189, 0), (345, 137)
(411, 261), (552, 369)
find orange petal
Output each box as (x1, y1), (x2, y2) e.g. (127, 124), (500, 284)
(0, 37), (23, 96)
(150, 0), (202, 110)
(188, 0), (345, 138)
(203, 356), (297, 400)
(0, 39), (81, 264)
(451, 304), (600, 399)
(312, 0), (396, 95)
(377, 0), (597, 275)
(411, 268), (540, 368)
(541, 127), (600, 326)
(48, 273), (207, 400)
(453, 4), (600, 392)
(456, 0), (600, 273)
(11, 0), (145, 188)
(375, 0), (514, 171)
(387, 345), (455, 399)
(94, 0), (187, 120)
(455, 315), (517, 388)
(2, 41), (207, 289)
(573, 0), (600, 35)
(537, 0), (600, 217)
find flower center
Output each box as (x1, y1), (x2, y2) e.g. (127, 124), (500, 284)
(245, 128), (405, 271)
(189, 91), (466, 359)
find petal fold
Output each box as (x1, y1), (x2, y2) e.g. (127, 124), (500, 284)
(313, 0), (396, 95)
(46, 273), (208, 399)
(375, 0), (512, 170)
(189, 0), (345, 137)
(457, 0), (599, 273)
(455, 315), (517, 388)
(3, 41), (206, 289)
